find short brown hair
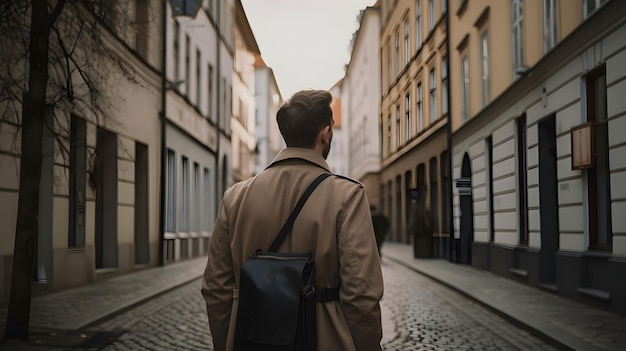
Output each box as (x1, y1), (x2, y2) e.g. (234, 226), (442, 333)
(276, 90), (333, 148)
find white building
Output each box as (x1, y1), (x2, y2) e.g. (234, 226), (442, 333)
(162, 0), (233, 263)
(253, 56), (284, 174)
(343, 4), (382, 207)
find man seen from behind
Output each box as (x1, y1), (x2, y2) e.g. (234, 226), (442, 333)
(201, 89), (384, 350)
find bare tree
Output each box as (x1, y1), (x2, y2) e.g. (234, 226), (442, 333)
(1, 0), (153, 340)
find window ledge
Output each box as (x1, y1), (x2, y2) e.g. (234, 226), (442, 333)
(577, 287), (610, 301)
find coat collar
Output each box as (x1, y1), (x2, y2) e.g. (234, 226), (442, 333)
(268, 148), (331, 172)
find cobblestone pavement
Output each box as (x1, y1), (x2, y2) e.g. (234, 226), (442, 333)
(379, 258), (557, 350)
(56, 258), (557, 350)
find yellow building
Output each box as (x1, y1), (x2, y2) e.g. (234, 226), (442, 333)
(380, 0), (451, 258)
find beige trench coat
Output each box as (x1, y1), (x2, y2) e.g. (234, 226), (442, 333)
(202, 148), (384, 351)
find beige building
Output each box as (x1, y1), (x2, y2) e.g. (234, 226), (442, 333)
(448, 0), (626, 316)
(0, 1), (164, 304)
(380, 0), (451, 258)
(231, 0), (259, 183)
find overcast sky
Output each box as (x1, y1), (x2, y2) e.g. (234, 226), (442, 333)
(240, 0), (376, 99)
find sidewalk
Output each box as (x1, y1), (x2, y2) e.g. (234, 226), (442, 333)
(0, 257), (207, 348)
(381, 242), (626, 351)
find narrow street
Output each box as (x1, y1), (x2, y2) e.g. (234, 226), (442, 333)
(74, 258), (556, 351)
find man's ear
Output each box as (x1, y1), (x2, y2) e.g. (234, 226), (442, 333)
(321, 125), (331, 143)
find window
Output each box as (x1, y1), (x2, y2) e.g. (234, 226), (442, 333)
(69, 116), (86, 248)
(404, 20), (410, 65)
(480, 32), (490, 107)
(193, 162), (200, 232)
(173, 21), (180, 82)
(440, 150), (449, 233)
(395, 30), (400, 77)
(185, 35), (191, 95)
(396, 105), (401, 147)
(416, 0), (422, 49)
(512, 0), (524, 76)
(196, 49), (201, 106)
(135, 0), (149, 58)
(429, 68), (437, 122)
(387, 42), (392, 87)
(405, 94), (411, 141)
(441, 0), (447, 13)
(441, 56), (448, 114)
(166, 150), (176, 232)
(429, 0), (435, 30)
(417, 82), (423, 131)
(387, 114), (392, 154)
(203, 168), (211, 231)
(181, 156), (189, 232)
(208, 64), (213, 119)
(461, 56), (470, 121)
(586, 66), (612, 249)
(485, 137), (494, 242)
(584, 0), (608, 18)
(430, 157), (438, 231)
(543, 0), (558, 52)
(516, 115), (528, 245)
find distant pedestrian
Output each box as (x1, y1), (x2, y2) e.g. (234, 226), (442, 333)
(371, 206), (390, 257)
(201, 89), (384, 351)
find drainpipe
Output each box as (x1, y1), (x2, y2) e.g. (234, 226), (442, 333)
(158, 0), (168, 266)
(445, 0), (454, 262)
(214, 0), (222, 216)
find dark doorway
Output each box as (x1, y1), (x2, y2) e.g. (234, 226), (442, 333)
(459, 153), (474, 265)
(539, 116), (559, 285)
(95, 127), (118, 269)
(134, 142), (149, 265)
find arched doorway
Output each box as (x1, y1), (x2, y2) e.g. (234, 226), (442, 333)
(459, 153), (474, 265)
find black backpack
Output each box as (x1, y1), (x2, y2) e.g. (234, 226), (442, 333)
(234, 173), (339, 351)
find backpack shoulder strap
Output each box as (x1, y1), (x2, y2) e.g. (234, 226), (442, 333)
(267, 172), (331, 252)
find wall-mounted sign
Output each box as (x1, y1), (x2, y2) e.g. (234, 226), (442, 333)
(571, 122), (594, 170)
(171, 0), (201, 18)
(455, 177), (472, 196)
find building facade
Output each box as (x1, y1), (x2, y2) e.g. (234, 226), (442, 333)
(230, 0), (259, 183)
(0, 0), (164, 304)
(328, 80), (349, 176)
(379, 0), (451, 258)
(343, 3), (383, 209)
(448, 0), (626, 316)
(162, 0), (233, 263)
(253, 56), (284, 174)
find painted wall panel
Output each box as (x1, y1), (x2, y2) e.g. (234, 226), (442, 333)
(559, 205), (584, 232)
(560, 233), (585, 252)
(609, 143), (626, 170)
(117, 206), (134, 243)
(612, 202), (626, 233)
(606, 49), (626, 86)
(495, 211), (517, 231)
(558, 179), (584, 205)
(494, 231), (518, 246)
(493, 157), (516, 179)
(493, 177), (516, 196)
(557, 157), (580, 180)
(118, 181), (134, 205)
(613, 236), (626, 257)
(493, 138), (515, 163)
(494, 192), (517, 211)
(607, 79), (626, 119)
